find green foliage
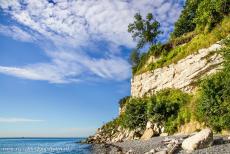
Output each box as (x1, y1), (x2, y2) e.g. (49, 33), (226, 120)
(101, 117), (122, 134)
(149, 89), (190, 133)
(118, 96), (130, 109)
(172, 0), (200, 38)
(132, 43), (164, 74)
(172, 0), (229, 38)
(134, 16), (230, 75)
(129, 49), (140, 67)
(194, 0), (229, 31)
(128, 13), (161, 49)
(119, 89), (190, 133)
(196, 38), (230, 132)
(121, 98), (148, 130)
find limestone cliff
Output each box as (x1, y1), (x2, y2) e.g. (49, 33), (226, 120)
(85, 41), (226, 144)
(131, 42), (223, 97)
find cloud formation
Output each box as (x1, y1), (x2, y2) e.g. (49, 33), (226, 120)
(0, 117), (44, 123)
(0, 0), (184, 83)
(0, 25), (35, 42)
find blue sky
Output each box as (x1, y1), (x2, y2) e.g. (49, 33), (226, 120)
(0, 0), (184, 137)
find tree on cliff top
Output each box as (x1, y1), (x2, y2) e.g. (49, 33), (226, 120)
(171, 0), (200, 38)
(128, 13), (161, 50)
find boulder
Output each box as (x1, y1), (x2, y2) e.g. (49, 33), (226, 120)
(159, 126), (164, 134)
(141, 128), (154, 140)
(182, 128), (213, 152)
(127, 130), (135, 140)
(160, 133), (168, 136)
(154, 123), (161, 134)
(146, 121), (153, 129)
(141, 121), (156, 140)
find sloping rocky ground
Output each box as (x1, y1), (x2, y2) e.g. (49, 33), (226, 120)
(91, 132), (230, 154)
(85, 122), (166, 144)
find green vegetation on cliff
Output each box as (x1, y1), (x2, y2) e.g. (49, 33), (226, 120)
(172, 0), (229, 38)
(107, 89), (191, 134)
(98, 0), (230, 137)
(131, 0), (230, 75)
(100, 32), (230, 137)
(128, 13), (161, 50)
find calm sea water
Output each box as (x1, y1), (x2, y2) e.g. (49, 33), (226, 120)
(0, 138), (92, 154)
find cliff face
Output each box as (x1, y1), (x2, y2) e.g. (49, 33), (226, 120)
(86, 41), (226, 144)
(131, 42), (223, 97)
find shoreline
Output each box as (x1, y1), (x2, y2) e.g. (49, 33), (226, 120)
(90, 135), (230, 154)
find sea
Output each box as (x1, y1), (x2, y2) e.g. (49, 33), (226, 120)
(0, 138), (92, 154)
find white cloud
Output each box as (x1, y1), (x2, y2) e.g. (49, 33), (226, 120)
(0, 25), (35, 42)
(0, 0), (184, 83)
(0, 117), (44, 123)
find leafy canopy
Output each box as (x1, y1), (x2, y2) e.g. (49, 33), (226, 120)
(128, 13), (161, 49)
(172, 0), (200, 38)
(172, 0), (230, 38)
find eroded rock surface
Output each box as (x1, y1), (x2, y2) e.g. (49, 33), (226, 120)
(131, 42), (223, 97)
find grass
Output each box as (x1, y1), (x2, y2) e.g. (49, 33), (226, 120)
(134, 16), (230, 75)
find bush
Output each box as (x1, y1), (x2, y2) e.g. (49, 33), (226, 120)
(101, 117), (122, 134)
(172, 0), (200, 38)
(194, 0), (229, 31)
(99, 88), (193, 136)
(150, 89), (190, 133)
(196, 72), (229, 132)
(172, 0), (229, 37)
(121, 98), (148, 130)
(196, 38), (230, 132)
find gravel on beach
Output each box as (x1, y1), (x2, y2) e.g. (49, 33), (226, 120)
(92, 135), (230, 154)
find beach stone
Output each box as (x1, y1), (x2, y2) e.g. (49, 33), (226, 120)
(182, 128), (213, 152)
(159, 126), (164, 134)
(155, 150), (167, 154)
(146, 121), (153, 129)
(153, 123), (161, 134)
(141, 128), (154, 140)
(160, 133), (169, 137)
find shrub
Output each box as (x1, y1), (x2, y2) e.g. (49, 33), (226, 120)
(172, 0), (200, 38)
(121, 98), (148, 130)
(196, 72), (229, 132)
(101, 117), (122, 134)
(114, 89), (191, 133)
(194, 0), (229, 31)
(147, 89), (190, 133)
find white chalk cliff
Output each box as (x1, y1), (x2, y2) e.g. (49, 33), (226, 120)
(131, 42), (223, 97)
